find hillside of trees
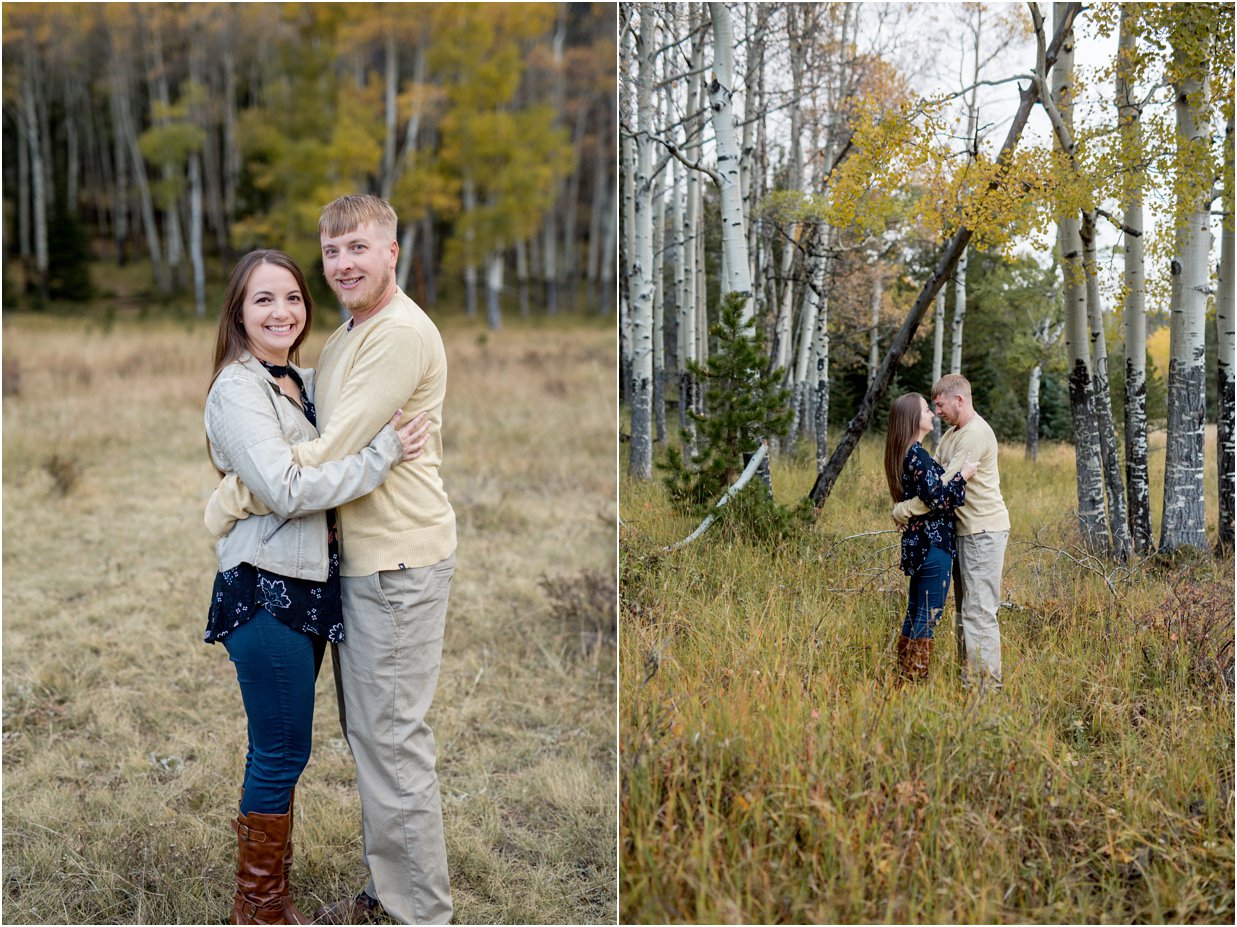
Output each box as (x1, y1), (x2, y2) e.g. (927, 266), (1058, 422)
(3, 2), (617, 328)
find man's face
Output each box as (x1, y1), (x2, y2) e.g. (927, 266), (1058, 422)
(934, 392), (963, 427)
(321, 221), (398, 315)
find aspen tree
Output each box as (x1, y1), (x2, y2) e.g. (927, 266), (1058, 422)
(1218, 115), (1235, 551)
(1159, 16), (1213, 552)
(626, 4), (656, 479)
(1116, 5), (1154, 554)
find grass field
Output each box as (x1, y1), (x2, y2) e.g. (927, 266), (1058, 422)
(620, 433), (1234, 924)
(2, 309), (617, 924)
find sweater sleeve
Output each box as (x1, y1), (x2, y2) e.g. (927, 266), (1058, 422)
(289, 322), (426, 470)
(203, 375), (404, 533)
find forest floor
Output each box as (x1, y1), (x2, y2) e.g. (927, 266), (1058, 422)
(620, 433), (1234, 924)
(1, 311), (617, 924)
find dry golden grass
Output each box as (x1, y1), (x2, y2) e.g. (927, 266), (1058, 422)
(620, 431), (1234, 925)
(2, 312), (617, 924)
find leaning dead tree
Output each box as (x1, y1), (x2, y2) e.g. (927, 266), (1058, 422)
(809, 1), (1084, 510)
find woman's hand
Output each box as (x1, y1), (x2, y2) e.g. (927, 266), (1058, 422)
(960, 454), (978, 481)
(389, 409), (431, 462)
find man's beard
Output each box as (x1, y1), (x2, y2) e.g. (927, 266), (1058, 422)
(334, 265), (392, 313)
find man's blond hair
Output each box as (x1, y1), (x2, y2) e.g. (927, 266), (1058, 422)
(319, 194), (398, 241)
(931, 373), (972, 401)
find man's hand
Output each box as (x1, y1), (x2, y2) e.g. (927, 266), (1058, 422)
(205, 474), (269, 539)
(891, 498), (915, 526)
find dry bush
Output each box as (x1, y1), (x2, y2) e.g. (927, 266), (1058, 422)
(540, 567), (617, 661)
(42, 453), (82, 496)
(1138, 568), (1236, 692)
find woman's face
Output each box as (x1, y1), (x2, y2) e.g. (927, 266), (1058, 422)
(241, 262), (307, 365)
(917, 397), (934, 438)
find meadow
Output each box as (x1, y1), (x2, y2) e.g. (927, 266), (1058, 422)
(2, 309), (617, 924)
(620, 433), (1234, 924)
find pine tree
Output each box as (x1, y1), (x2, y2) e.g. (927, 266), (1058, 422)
(661, 291), (792, 513)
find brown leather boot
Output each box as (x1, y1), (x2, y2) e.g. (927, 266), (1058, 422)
(230, 804), (308, 925)
(281, 790), (310, 924)
(894, 634), (912, 684)
(907, 637), (934, 681)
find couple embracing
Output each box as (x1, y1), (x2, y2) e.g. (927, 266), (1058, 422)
(203, 194), (455, 924)
(883, 374), (1010, 688)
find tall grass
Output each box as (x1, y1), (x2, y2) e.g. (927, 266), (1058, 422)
(2, 313), (617, 924)
(620, 436), (1233, 924)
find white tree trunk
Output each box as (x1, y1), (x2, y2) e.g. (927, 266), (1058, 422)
(652, 162), (667, 444)
(515, 238), (530, 317)
(867, 268), (883, 385)
(189, 153), (206, 318)
(949, 247), (967, 374)
(1117, 6), (1153, 553)
(1160, 55), (1211, 551)
(707, 2), (753, 321)
(380, 33), (398, 199)
(1218, 116), (1235, 550)
(1053, 4), (1106, 552)
(627, 5), (656, 479)
(812, 235), (832, 470)
(485, 250), (504, 331)
(463, 178), (478, 317)
(932, 288), (945, 446)
(1026, 363), (1042, 462)
(1082, 210), (1130, 559)
(19, 56), (47, 297)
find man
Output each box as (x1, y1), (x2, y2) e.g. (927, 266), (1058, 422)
(893, 374), (1008, 690)
(207, 194), (456, 924)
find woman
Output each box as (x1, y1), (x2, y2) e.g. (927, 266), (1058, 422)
(204, 250), (428, 924)
(883, 393), (976, 682)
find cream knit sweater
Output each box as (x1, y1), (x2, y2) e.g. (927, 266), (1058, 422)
(207, 289), (456, 575)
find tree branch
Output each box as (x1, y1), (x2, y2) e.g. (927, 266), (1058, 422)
(1095, 207), (1143, 237)
(662, 442), (768, 553)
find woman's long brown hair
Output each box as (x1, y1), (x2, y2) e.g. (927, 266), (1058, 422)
(884, 393), (927, 503)
(206, 250), (315, 471)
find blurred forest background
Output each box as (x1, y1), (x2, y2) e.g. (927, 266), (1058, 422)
(2, 2), (616, 327)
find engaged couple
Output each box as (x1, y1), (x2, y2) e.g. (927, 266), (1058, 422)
(203, 194), (456, 925)
(884, 374), (1010, 689)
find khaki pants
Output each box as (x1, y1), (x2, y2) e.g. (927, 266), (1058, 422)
(333, 553), (455, 925)
(953, 531), (1006, 689)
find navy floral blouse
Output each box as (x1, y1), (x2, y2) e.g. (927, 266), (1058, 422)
(899, 442), (967, 576)
(205, 370), (345, 645)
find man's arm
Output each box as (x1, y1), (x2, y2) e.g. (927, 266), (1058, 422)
(205, 474), (269, 538)
(891, 440), (966, 525)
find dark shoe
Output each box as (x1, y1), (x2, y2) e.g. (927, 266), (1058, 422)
(229, 805), (308, 925)
(312, 893), (383, 925)
(907, 637), (934, 681)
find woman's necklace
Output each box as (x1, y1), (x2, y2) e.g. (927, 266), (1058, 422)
(258, 359), (291, 379)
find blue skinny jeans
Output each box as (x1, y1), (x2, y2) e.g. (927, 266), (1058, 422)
(224, 609), (326, 815)
(901, 545), (953, 640)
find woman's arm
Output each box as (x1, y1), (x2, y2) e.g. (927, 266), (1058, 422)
(907, 445), (967, 515)
(205, 374), (406, 523)
(204, 410), (428, 537)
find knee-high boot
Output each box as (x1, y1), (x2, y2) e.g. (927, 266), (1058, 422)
(907, 637), (934, 681)
(230, 802), (309, 925)
(895, 634), (913, 682)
